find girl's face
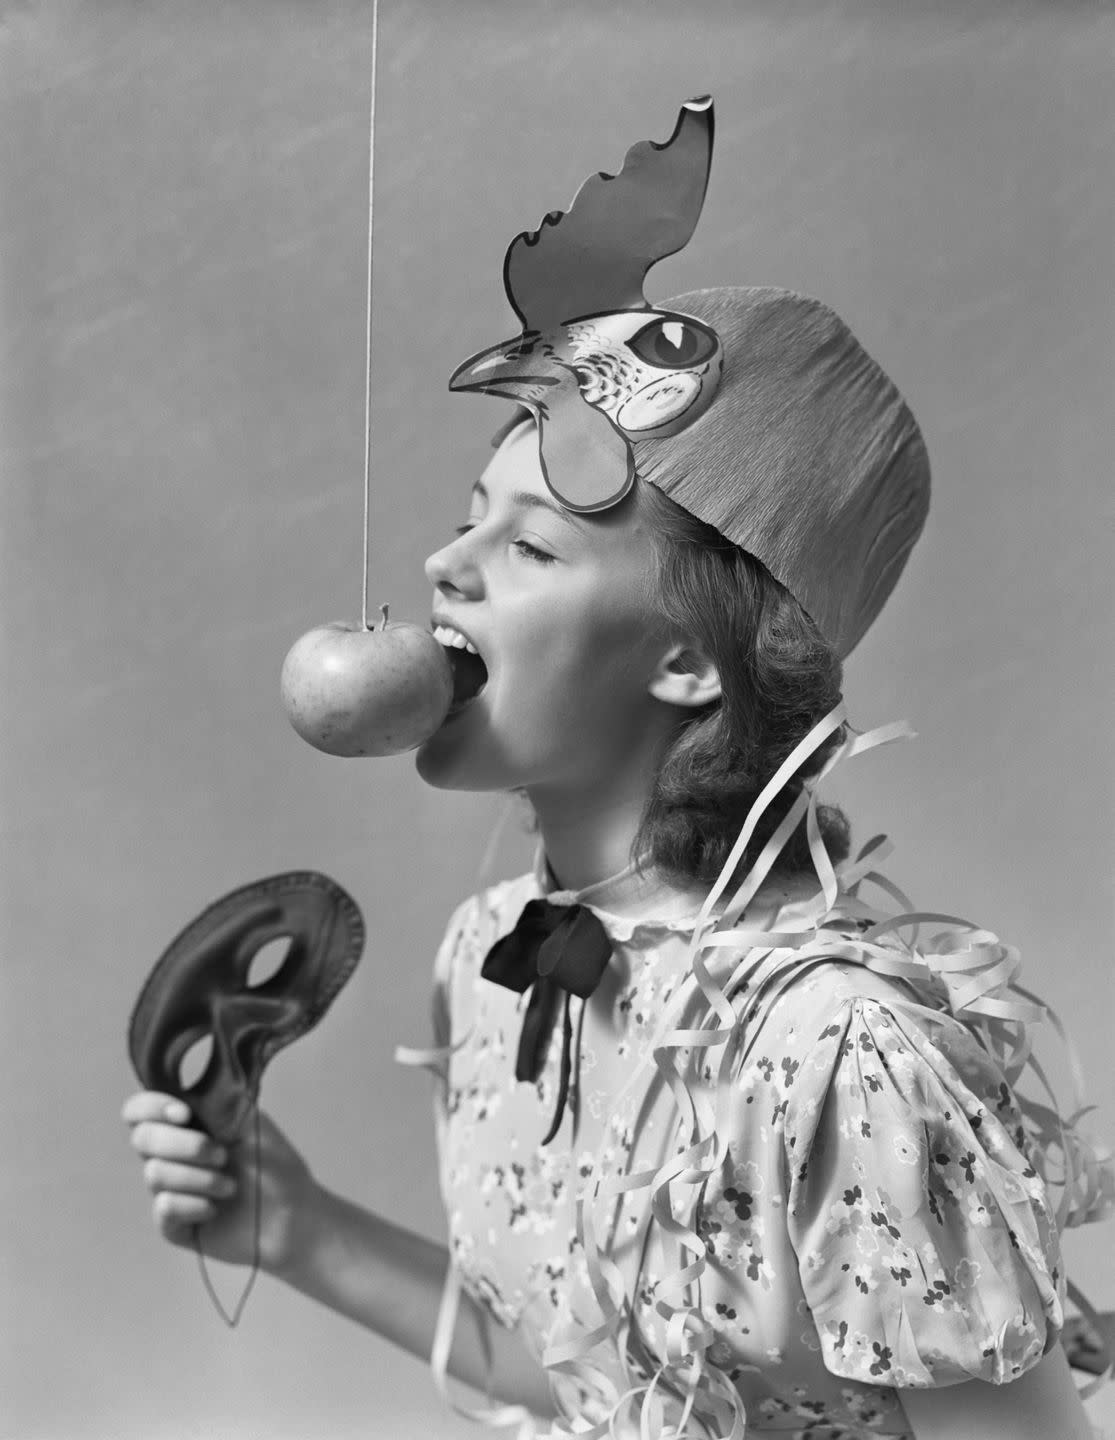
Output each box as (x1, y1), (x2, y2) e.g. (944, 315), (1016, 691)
(415, 423), (675, 797)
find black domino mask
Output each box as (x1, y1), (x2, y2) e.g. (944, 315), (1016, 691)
(129, 872), (364, 1143)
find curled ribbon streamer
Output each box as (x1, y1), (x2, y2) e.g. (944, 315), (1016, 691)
(1014, 982), (1099, 1132)
(398, 910), (537, 1433)
(394, 1032), (471, 1080)
(569, 1010), (742, 1433)
(841, 833), (893, 889)
(544, 1323), (623, 1372)
(720, 718), (912, 930)
(691, 943), (744, 1033)
(428, 1261), (538, 1437)
(1064, 1279), (1115, 1401)
(401, 709), (1111, 1434)
(721, 789), (811, 925)
(857, 868), (917, 918)
(806, 791), (839, 913)
(700, 927), (814, 950)
(862, 909), (995, 940)
(584, 1202), (631, 1331)
(694, 702), (847, 933)
(843, 719), (917, 758)
(577, 711), (1109, 1430)
(542, 1206), (630, 1437)
(804, 721), (914, 916)
(1016, 1052), (1113, 1231)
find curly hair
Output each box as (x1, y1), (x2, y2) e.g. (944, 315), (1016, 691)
(633, 480), (851, 886)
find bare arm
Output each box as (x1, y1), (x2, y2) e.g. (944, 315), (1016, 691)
(124, 1092), (556, 1421)
(272, 1180), (557, 1419)
(900, 1348), (1092, 1440)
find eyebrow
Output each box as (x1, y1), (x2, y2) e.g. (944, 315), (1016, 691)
(471, 479), (582, 530)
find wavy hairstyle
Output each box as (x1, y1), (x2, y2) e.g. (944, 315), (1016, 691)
(634, 480), (850, 886)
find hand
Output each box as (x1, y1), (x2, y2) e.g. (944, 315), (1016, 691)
(121, 1091), (316, 1276)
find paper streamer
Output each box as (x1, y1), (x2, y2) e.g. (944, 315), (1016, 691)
(400, 708), (1113, 1436)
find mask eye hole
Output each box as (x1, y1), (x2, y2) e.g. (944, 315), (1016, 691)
(626, 315), (717, 370)
(179, 1033), (214, 1092)
(247, 936), (293, 989)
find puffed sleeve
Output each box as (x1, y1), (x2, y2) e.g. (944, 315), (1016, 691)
(785, 994), (1065, 1389)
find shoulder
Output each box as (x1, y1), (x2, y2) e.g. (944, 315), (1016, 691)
(752, 955), (916, 1043)
(765, 958), (1039, 1185)
(433, 871), (539, 985)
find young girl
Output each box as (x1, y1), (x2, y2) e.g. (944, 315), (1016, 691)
(123, 103), (1109, 1439)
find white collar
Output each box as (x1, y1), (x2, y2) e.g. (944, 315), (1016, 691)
(531, 845), (813, 934)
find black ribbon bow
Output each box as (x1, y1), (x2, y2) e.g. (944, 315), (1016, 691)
(480, 899), (612, 1145)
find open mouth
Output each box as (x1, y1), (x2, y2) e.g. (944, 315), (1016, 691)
(432, 623), (489, 715)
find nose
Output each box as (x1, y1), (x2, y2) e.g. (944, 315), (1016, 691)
(424, 531), (483, 599)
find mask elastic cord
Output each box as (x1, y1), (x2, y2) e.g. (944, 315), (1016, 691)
(192, 1103), (263, 1327)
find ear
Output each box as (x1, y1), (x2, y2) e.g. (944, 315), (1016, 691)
(647, 643), (722, 709)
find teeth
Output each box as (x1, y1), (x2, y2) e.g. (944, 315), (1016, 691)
(433, 623), (478, 655)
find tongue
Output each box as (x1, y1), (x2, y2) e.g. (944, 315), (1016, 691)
(445, 646), (488, 711)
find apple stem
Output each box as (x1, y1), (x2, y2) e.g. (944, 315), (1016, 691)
(378, 602), (390, 632)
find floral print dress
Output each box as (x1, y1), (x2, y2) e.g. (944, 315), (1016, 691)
(427, 856), (1066, 1438)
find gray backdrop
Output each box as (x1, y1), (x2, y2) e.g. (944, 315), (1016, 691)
(3, 2), (1112, 1437)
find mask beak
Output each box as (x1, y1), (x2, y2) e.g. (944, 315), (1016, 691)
(448, 336), (565, 403)
(450, 336), (636, 514)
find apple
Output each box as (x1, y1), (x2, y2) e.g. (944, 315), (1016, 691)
(280, 606), (454, 757)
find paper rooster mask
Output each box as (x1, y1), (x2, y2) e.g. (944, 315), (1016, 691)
(449, 96), (721, 512)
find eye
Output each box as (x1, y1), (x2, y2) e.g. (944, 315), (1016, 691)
(512, 538), (555, 564)
(627, 315), (718, 370)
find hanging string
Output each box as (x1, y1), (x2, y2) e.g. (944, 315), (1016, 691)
(361, 0), (381, 631)
(183, 0), (380, 1334)
(192, 1104), (263, 1328)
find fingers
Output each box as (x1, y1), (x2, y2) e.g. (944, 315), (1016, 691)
(143, 1157), (237, 1201)
(121, 1090), (192, 1126)
(123, 1090), (258, 1257)
(124, 1091), (228, 1170)
(129, 1120), (227, 1166)
(152, 1190), (219, 1240)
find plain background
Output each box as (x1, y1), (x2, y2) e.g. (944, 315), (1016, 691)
(2, 2), (1112, 1436)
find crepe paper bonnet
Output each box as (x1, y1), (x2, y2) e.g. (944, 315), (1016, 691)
(449, 95), (930, 657)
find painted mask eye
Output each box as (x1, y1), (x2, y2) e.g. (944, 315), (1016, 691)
(626, 315), (718, 370)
